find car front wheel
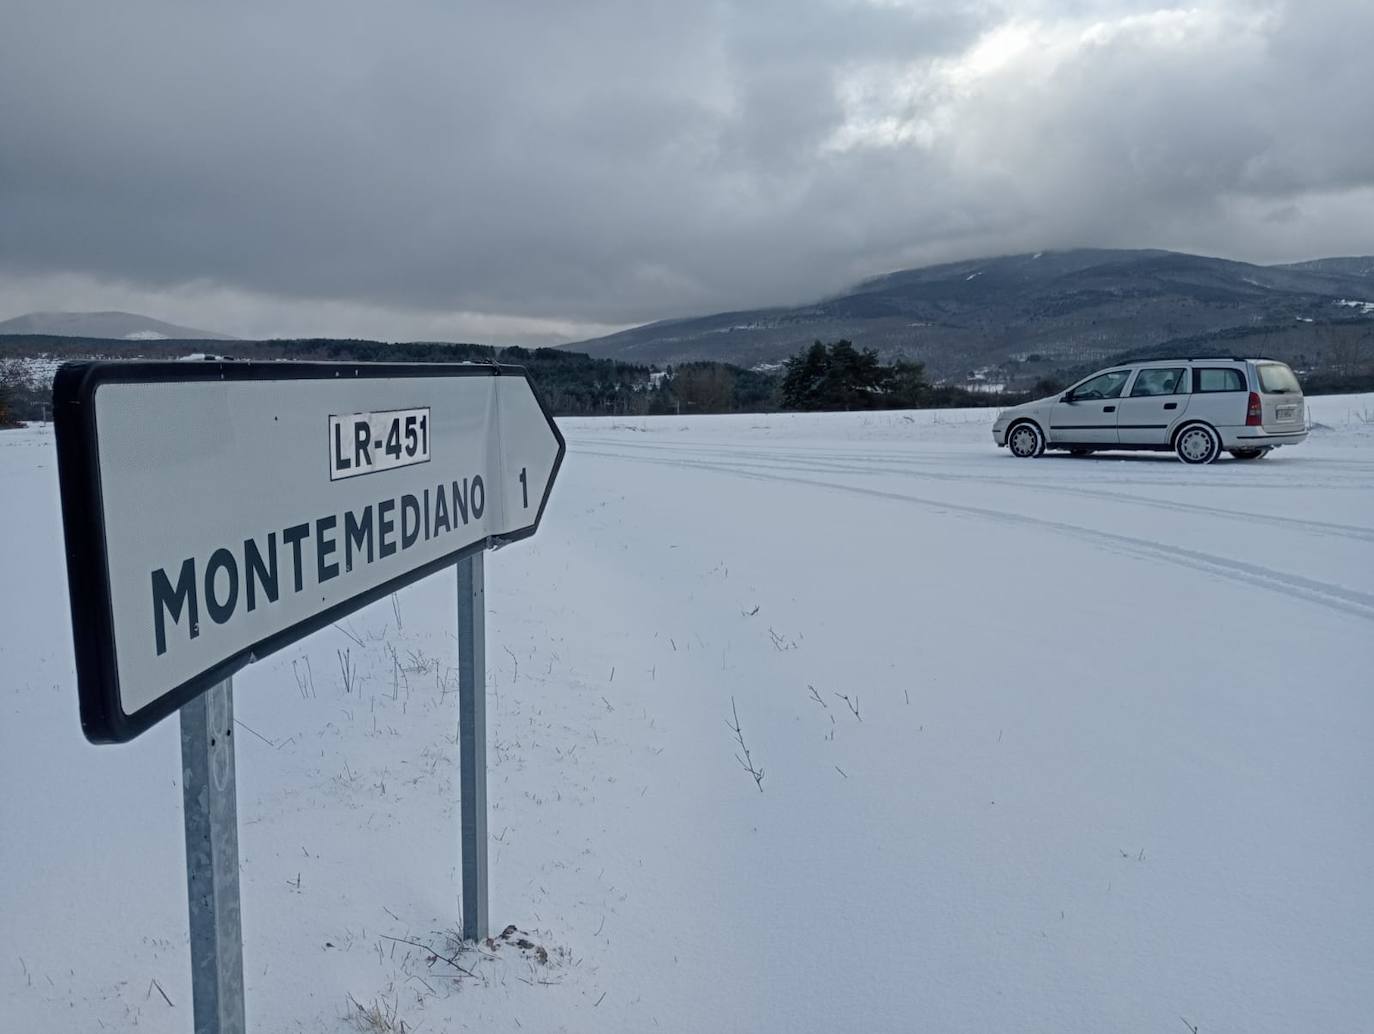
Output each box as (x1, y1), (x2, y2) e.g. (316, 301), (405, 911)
(1008, 422), (1045, 458)
(1176, 424), (1221, 465)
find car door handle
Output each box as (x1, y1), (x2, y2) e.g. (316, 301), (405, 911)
(1163, 402), (1178, 410)
(1103, 405), (1116, 413)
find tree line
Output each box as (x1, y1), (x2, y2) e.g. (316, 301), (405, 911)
(4, 328), (1370, 425)
(0, 335), (1068, 422)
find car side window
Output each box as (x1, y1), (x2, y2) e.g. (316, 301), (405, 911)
(1194, 367), (1246, 393)
(1070, 370), (1130, 401)
(1129, 368), (1185, 397)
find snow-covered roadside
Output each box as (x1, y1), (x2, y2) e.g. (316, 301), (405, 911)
(2, 395), (1372, 1033)
(574, 390), (1374, 443)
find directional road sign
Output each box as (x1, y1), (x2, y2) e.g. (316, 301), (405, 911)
(54, 360), (565, 742)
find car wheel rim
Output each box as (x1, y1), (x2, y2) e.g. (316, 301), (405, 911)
(1011, 428), (1036, 456)
(1181, 430), (1212, 461)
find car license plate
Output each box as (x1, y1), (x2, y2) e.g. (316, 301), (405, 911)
(1276, 404), (1298, 421)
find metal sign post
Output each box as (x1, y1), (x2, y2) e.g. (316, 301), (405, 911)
(457, 551), (488, 942)
(180, 678), (246, 1034)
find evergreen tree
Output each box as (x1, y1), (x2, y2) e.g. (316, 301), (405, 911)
(780, 340), (890, 410)
(0, 360), (25, 427)
(883, 359), (929, 408)
(780, 342), (830, 409)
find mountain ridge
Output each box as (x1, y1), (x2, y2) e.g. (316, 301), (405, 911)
(567, 248), (1374, 378)
(0, 311), (233, 340)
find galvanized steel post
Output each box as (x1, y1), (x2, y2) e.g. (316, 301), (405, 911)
(180, 677), (246, 1034)
(457, 551), (489, 941)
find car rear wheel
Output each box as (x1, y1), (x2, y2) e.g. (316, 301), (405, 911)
(1008, 421), (1045, 458)
(1229, 448), (1268, 460)
(1175, 424), (1220, 465)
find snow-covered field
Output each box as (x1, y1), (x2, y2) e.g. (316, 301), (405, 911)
(3, 396), (1373, 1033)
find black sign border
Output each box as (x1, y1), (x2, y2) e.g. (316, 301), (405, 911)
(54, 360), (566, 744)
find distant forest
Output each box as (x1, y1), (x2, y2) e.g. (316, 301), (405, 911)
(0, 334), (1031, 422)
(3, 332), (1372, 426)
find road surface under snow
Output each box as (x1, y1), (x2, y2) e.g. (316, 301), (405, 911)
(2, 396), (1372, 1033)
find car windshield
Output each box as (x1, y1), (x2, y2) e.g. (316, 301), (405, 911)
(1071, 370), (1129, 400)
(1258, 363), (1301, 394)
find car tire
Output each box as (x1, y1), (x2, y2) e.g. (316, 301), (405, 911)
(1175, 423), (1221, 465)
(1007, 421), (1045, 458)
(1229, 448), (1268, 460)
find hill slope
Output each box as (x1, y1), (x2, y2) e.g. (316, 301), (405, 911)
(0, 311), (232, 340)
(569, 249), (1374, 377)
(1274, 256), (1374, 279)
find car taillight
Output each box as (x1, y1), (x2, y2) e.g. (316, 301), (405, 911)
(1246, 391), (1262, 426)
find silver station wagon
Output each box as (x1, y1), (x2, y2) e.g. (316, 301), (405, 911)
(992, 357), (1307, 464)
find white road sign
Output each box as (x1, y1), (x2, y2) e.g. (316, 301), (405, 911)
(54, 361), (565, 742)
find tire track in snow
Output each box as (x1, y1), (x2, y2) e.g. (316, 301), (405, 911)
(577, 446), (1374, 624)
(576, 435), (1369, 492)
(759, 457), (1374, 544)
(575, 439), (1374, 544)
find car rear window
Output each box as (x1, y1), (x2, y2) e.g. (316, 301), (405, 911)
(1193, 367), (1246, 393)
(1257, 363), (1301, 394)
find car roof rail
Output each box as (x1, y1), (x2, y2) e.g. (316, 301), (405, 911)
(1121, 355), (1284, 363)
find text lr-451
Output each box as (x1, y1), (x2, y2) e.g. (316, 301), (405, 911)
(329, 408), (430, 481)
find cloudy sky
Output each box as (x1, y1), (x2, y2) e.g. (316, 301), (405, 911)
(2, 0), (1371, 343)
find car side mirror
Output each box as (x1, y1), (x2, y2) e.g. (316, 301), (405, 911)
(1061, 392), (1075, 403)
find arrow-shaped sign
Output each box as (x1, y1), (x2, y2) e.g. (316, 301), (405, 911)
(54, 360), (565, 743)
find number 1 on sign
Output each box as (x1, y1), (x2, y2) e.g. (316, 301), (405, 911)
(519, 467), (528, 508)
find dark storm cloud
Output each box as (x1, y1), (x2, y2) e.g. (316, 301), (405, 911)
(1, 0), (1372, 339)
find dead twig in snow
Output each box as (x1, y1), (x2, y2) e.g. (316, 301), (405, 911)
(378, 935), (478, 978)
(807, 685), (827, 708)
(333, 623), (365, 648)
(347, 991), (408, 1033)
(234, 718), (275, 748)
(147, 978), (174, 1007)
(767, 627), (796, 651)
(338, 648), (357, 694)
(726, 697), (765, 792)
(834, 692), (860, 721)
(293, 658), (314, 700)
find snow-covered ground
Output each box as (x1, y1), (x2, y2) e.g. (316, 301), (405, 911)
(3, 395), (1373, 1033)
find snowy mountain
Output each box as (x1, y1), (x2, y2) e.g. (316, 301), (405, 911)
(568, 249), (1374, 376)
(0, 311), (232, 340)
